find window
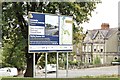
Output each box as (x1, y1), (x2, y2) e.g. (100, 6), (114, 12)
(85, 46), (88, 52)
(100, 49), (103, 52)
(98, 50), (99, 52)
(97, 34), (103, 39)
(89, 46), (91, 52)
(94, 49), (96, 52)
(97, 46), (100, 51)
(118, 36), (120, 41)
(118, 46), (120, 52)
(97, 36), (99, 39)
(88, 58), (91, 63)
(82, 46), (85, 52)
(93, 45), (97, 52)
(99, 35), (102, 39)
(7, 69), (11, 72)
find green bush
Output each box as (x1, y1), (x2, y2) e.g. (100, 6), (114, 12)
(69, 60), (78, 66)
(93, 56), (101, 65)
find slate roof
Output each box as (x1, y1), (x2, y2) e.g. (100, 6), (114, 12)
(89, 28), (117, 39)
(83, 28), (118, 44)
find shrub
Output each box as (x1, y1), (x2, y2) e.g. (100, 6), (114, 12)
(93, 56), (101, 65)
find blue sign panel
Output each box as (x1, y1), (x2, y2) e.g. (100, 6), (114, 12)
(29, 13), (45, 26)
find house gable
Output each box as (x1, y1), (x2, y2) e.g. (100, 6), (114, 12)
(83, 30), (92, 43)
(92, 30), (105, 43)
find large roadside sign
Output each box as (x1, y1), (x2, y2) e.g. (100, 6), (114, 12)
(28, 12), (73, 52)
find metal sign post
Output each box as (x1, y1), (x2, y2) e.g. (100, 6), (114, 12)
(66, 52), (68, 77)
(28, 12), (73, 78)
(56, 52), (59, 78)
(45, 52), (48, 78)
(33, 53), (35, 78)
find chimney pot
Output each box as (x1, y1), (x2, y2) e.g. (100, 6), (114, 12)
(101, 23), (109, 29)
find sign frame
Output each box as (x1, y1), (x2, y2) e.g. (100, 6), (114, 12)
(28, 12), (73, 53)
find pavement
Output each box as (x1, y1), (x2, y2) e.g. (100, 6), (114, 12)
(35, 65), (119, 78)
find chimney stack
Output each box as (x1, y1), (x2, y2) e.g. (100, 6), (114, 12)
(101, 23), (109, 29)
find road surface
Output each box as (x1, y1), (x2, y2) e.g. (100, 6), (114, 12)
(35, 65), (120, 78)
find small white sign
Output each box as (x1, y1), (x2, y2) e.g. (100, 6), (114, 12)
(29, 26), (45, 35)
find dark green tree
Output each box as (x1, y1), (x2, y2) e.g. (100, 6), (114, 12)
(2, 2), (98, 77)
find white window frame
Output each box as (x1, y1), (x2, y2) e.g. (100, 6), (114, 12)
(93, 45), (97, 52)
(118, 46), (120, 52)
(89, 45), (91, 52)
(100, 45), (104, 52)
(118, 36), (120, 41)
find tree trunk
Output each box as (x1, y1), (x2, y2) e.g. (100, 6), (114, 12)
(12, 2), (42, 77)
(24, 53), (34, 77)
(24, 53), (42, 77)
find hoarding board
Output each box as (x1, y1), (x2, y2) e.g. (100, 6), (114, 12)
(28, 12), (73, 52)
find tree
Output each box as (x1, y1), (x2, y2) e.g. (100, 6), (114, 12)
(2, 2), (98, 77)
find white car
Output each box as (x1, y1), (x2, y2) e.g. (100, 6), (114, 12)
(0, 67), (18, 76)
(43, 64), (56, 73)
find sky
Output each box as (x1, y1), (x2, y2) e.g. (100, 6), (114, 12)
(81, 0), (120, 32)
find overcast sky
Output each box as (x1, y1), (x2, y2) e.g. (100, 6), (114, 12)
(82, 0), (120, 31)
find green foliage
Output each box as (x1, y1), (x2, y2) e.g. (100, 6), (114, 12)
(69, 60), (84, 68)
(93, 56), (101, 65)
(37, 53), (57, 68)
(69, 60), (78, 66)
(0, 48), (3, 64)
(2, 2), (27, 70)
(1, 75), (119, 80)
(2, 39), (26, 70)
(73, 24), (85, 44)
(2, 2), (98, 76)
(59, 61), (64, 68)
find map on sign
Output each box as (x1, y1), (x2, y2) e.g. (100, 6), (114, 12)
(28, 12), (73, 52)
(60, 16), (72, 45)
